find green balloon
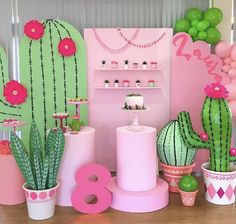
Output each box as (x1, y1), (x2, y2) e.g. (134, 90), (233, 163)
(197, 20), (209, 31)
(188, 27), (198, 37)
(185, 8), (203, 21)
(175, 19), (191, 32)
(198, 31), (207, 40)
(204, 8), (223, 26)
(206, 27), (221, 45)
(191, 20), (199, 27)
(179, 175), (198, 192)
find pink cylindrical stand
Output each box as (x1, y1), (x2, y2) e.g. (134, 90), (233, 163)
(116, 126), (157, 191)
(56, 127), (95, 206)
(0, 155), (25, 205)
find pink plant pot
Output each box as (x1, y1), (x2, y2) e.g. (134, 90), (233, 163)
(160, 162), (195, 193)
(23, 182), (59, 220)
(0, 155), (25, 205)
(178, 188), (198, 207)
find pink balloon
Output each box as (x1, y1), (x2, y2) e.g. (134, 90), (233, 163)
(215, 41), (231, 58)
(222, 64), (231, 72)
(228, 69), (236, 78)
(228, 100), (236, 117)
(231, 61), (236, 69)
(231, 46), (236, 61)
(224, 57), (232, 65)
(225, 83), (236, 100)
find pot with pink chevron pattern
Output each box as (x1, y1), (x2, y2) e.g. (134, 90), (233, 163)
(160, 162), (195, 193)
(201, 162), (236, 205)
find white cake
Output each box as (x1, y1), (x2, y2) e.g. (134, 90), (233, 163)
(124, 94), (144, 110)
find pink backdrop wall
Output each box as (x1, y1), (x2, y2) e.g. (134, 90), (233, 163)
(85, 28), (173, 170)
(171, 33), (228, 172)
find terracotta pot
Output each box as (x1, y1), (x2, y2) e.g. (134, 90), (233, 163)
(160, 162), (195, 193)
(178, 188), (198, 206)
(201, 162), (236, 205)
(0, 155), (25, 205)
(23, 182), (59, 220)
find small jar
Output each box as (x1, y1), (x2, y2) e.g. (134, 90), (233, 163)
(135, 80), (141, 87)
(142, 61), (147, 69)
(124, 60), (129, 69)
(133, 63), (138, 69)
(104, 80), (109, 88)
(111, 61), (118, 69)
(114, 80), (119, 87)
(150, 62), (158, 69)
(123, 80), (129, 87)
(148, 80), (155, 87)
(101, 60), (106, 69)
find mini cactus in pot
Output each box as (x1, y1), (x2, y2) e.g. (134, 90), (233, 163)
(10, 121), (65, 220)
(177, 83), (236, 205)
(178, 175), (198, 207)
(69, 115), (83, 133)
(156, 120), (197, 192)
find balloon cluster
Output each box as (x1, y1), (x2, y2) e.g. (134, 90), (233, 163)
(175, 8), (223, 45)
(215, 41), (236, 117)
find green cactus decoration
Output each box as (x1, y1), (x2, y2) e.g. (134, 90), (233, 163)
(10, 121), (65, 190)
(156, 120), (197, 166)
(0, 47), (21, 120)
(69, 115), (83, 132)
(0, 19), (87, 148)
(178, 83), (235, 172)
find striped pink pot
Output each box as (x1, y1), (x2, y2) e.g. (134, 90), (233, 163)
(23, 182), (59, 220)
(202, 162), (236, 205)
(160, 162), (195, 193)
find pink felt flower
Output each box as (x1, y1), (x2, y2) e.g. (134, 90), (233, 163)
(58, 38), (76, 56)
(24, 20), (44, 40)
(204, 83), (228, 99)
(0, 140), (11, 155)
(3, 80), (28, 105)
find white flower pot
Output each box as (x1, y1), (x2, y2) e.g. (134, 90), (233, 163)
(23, 182), (59, 220)
(201, 162), (236, 205)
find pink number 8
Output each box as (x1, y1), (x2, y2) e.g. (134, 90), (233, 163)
(71, 163), (112, 214)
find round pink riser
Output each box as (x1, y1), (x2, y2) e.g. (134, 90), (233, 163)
(56, 127), (95, 206)
(116, 126), (157, 191)
(0, 155), (25, 205)
(107, 177), (169, 212)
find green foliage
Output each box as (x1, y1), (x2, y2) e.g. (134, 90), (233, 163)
(178, 97), (232, 172)
(69, 118), (83, 132)
(156, 120), (197, 166)
(179, 175), (198, 192)
(10, 122), (65, 190)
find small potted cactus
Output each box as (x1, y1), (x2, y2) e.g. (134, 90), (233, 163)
(101, 60), (106, 69)
(135, 80), (141, 87)
(178, 175), (198, 207)
(104, 80), (109, 88)
(69, 115), (83, 133)
(178, 83), (236, 205)
(156, 120), (197, 192)
(142, 61), (147, 69)
(10, 121), (65, 220)
(124, 60), (129, 69)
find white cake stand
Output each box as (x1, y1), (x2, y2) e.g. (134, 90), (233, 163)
(67, 100), (88, 116)
(122, 107), (150, 132)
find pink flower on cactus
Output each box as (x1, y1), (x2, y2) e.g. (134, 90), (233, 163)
(72, 115), (80, 120)
(24, 20), (44, 40)
(204, 83), (228, 99)
(200, 132), (208, 141)
(58, 38), (76, 56)
(3, 80), (28, 105)
(0, 140), (11, 155)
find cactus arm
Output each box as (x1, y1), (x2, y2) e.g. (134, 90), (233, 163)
(178, 111), (211, 149)
(0, 46), (22, 120)
(10, 132), (36, 190)
(230, 156), (236, 162)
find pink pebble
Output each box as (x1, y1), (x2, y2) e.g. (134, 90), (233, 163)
(224, 57), (232, 65)
(231, 61), (236, 69)
(200, 133), (208, 141)
(230, 148), (236, 156)
(222, 64), (230, 72)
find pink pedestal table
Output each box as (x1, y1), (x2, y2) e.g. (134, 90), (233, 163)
(0, 155), (25, 205)
(107, 126), (169, 212)
(56, 126), (95, 206)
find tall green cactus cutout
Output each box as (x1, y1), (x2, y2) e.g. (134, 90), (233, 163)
(156, 120), (197, 166)
(0, 47), (21, 119)
(178, 83), (234, 172)
(0, 19), (87, 147)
